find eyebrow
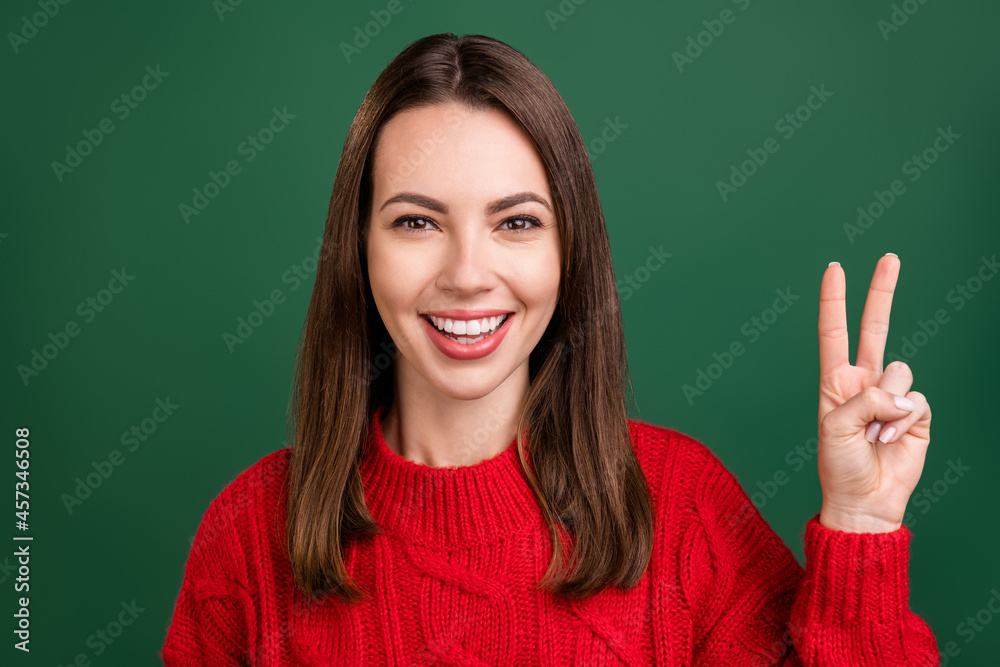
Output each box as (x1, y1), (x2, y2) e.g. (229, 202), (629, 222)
(378, 191), (552, 216)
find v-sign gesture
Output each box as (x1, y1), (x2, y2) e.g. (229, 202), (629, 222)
(816, 253), (933, 533)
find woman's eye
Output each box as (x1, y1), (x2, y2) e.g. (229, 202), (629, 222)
(500, 216), (541, 232)
(392, 215), (436, 231)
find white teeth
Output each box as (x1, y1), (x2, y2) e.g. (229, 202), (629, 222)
(428, 314), (509, 340)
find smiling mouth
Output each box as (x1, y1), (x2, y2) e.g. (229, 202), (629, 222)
(421, 313), (512, 345)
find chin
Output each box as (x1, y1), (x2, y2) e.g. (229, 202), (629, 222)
(433, 378), (504, 402)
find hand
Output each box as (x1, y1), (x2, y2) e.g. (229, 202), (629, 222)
(816, 254), (933, 533)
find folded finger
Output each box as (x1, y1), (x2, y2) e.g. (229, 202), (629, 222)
(821, 385), (918, 444)
(877, 391), (931, 443)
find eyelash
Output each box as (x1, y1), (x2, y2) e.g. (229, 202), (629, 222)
(390, 214), (542, 234)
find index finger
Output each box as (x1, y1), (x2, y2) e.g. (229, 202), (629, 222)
(818, 261), (850, 378)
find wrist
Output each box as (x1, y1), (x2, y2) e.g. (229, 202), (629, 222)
(819, 505), (903, 533)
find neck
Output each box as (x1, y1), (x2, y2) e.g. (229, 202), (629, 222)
(359, 404), (540, 546)
(384, 360), (529, 468)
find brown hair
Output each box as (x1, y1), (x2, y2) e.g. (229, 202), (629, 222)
(285, 32), (652, 603)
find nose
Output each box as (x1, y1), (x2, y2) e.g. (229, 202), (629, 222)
(434, 223), (497, 299)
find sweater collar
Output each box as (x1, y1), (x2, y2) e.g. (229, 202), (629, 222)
(359, 404), (542, 547)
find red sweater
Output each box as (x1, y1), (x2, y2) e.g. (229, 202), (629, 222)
(161, 406), (940, 665)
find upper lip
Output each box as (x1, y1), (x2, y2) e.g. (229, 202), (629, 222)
(421, 309), (514, 319)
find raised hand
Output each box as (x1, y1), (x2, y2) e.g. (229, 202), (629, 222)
(815, 253), (933, 533)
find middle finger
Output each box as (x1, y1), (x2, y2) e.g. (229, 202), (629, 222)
(856, 253), (900, 375)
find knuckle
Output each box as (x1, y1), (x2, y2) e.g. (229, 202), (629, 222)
(909, 391), (931, 418)
(862, 385), (882, 405)
(885, 360), (912, 381)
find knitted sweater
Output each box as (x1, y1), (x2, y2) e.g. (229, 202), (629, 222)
(161, 406), (940, 665)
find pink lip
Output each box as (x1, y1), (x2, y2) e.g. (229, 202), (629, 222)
(421, 309), (514, 319)
(420, 312), (514, 361)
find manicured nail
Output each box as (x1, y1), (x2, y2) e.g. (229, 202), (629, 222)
(865, 420), (883, 443)
(894, 395), (917, 411)
(829, 261), (840, 267)
(885, 252), (898, 257)
(878, 425), (897, 443)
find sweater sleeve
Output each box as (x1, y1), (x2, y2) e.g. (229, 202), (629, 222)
(160, 485), (256, 666)
(682, 447), (939, 666)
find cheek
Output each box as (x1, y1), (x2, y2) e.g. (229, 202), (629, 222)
(511, 247), (562, 311)
(367, 244), (406, 316)
(367, 243), (427, 326)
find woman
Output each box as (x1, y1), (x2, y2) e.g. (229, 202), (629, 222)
(161, 33), (938, 665)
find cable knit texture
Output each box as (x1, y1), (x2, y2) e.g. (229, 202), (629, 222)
(161, 406), (940, 665)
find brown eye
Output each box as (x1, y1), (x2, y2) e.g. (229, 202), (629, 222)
(500, 215), (541, 231)
(391, 215), (437, 232)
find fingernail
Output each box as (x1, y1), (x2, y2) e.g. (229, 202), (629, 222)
(885, 252), (898, 257)
(878, 425), (897, 443)
(865, 420), (883, 443)
(828, 261), (840, 267)
(894, 395), (917, 411)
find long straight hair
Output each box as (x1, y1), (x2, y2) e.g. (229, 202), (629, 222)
(285, 33), (652, 603)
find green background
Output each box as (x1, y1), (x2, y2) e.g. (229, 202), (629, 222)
(3, 0), (998, 663)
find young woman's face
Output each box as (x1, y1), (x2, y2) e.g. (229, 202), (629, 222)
(365, 102), (562, 401)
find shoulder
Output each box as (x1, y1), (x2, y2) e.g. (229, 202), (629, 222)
(626, 416), (746, 515)
(187, 447), (293, 567)
(627, 415), (721, 477)
(205, 447), (292, 516)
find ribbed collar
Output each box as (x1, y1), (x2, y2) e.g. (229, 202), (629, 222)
(359, 404), (542, 547)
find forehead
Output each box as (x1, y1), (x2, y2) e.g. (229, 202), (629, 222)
(370, 103), (550, 199)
